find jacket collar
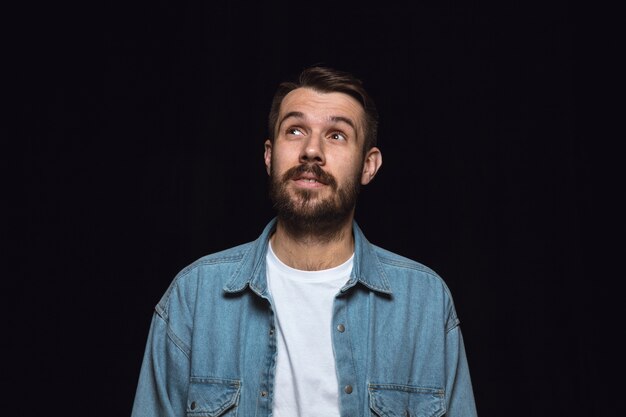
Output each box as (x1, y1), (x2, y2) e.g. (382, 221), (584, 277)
(223, 218), (393, 296)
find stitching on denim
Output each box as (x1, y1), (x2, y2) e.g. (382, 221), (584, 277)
(242, 255), (266, 295)
(159, 254), (247, 316)
(378, 257), (438, 276)
(357, 277), (391, 294)
(377, 257), (460, 326)
(344, 298), (360, 404)
(373, 254), (392, 292)
(445, 298), (460, 333)
(445, 317), (460, 334)
(368, 383), (445, 396)
(159, 315), (191, 359)
(180, 255), (245, 275)
(187, 381), (240, 417)
(224, 222), (275, 293)
(368, 383), (446, 417)
(227, 256), (248, 292)
(225, 244), (261, 292)
(189, 377), (241, 385)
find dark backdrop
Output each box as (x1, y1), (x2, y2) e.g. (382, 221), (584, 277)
(11, 1), (614, 416)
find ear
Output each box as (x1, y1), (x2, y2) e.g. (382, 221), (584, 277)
(264, 139), (272, 176)
(360, 147), (382, 185)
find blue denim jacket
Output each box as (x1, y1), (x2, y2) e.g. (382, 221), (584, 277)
(132, 219), (477, 417)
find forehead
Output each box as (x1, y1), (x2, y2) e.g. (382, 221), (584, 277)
(279, 88), (365, 130)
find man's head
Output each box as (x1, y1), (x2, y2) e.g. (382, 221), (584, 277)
(268, 66), (379, 154)
(264, 67), (382, 239)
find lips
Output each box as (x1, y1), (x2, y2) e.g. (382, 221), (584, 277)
(293, 172), (327, 185)
(281, 164), (337, 190)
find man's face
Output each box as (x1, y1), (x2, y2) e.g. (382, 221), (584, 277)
(264, 87), (381, 232)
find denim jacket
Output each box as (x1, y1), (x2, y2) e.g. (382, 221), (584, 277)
(132, 219), (477, 417)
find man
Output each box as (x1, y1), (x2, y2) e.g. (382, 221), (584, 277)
(132, 66), (477, 417)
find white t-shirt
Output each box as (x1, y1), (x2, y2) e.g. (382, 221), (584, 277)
(266, 243), (353, 417)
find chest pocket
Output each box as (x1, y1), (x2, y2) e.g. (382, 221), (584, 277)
(368, 384), (445, 417)
(186, 377), (241, 417)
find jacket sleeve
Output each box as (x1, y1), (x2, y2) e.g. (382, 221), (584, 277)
(131, 307), (192, 416)
(444, 317), (478, 416)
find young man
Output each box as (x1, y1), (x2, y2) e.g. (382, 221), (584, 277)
(132, 67), (477, 417)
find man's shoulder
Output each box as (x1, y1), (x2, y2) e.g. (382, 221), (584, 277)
(367, 243), (458, 324)
(156, 240), (256, 312)
(371, 244), (440, 278)
(179, 241), (254, 275)
(366, 243), (454, 295)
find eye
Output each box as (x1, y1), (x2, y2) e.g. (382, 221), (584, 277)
(286, 127), (304, 136)
(329, 132), (347, 141)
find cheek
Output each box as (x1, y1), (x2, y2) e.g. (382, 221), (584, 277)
(272, 146), (300, 167)
(336, 154), (363, 175)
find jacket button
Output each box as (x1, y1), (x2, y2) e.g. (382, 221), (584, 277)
(269, 328), (274, 336)
(337, 324), (345, 332)
(190, 401), (196, 410)
(344, 385), (353, 394)
(261, 391), (268, 397)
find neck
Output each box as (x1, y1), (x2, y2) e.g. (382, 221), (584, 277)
(270, 215), (355, 271)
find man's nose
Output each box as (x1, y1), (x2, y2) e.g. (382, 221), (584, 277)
(299, 133), (325, 164)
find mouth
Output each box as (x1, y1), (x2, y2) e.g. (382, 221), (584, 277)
(292, 175), (327, 188)
(281, 164), (336, 190)
(293, 173), (327, 185)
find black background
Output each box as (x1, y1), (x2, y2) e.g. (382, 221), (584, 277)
(10, 1), (618, 416)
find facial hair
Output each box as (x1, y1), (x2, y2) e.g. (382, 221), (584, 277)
(269, 162), (362, 242)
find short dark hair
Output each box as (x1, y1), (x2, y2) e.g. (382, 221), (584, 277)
(268, 66), (379, 152)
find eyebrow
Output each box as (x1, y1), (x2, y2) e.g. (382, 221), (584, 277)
(278, 111), (305, 129)
(329, 115), (357, 131)
(278, 111), (357, 131)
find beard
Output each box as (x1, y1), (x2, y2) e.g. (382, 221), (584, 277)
(269, 162), (362, 241)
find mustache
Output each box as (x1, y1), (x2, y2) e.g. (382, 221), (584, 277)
(281, 164), (338, 189)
